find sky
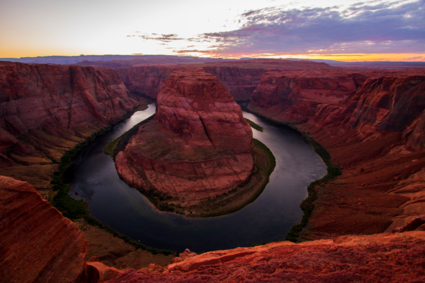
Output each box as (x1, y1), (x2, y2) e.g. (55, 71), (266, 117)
(0, 0), (424, 61)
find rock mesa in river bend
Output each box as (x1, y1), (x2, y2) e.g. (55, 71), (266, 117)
(115, 69), (253, 202)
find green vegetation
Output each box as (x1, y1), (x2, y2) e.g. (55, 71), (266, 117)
(246, 118), (263, 132)
(104, 136), (122, 156)
(253, 139), (275, 175)
(104, 114), (155, 158)
(184, 138), (276, 218)
(240, 102), (342, 243)
(285, 134), (341, 243)
(49, 110), (176, 256)
(51, 128), (112, 220)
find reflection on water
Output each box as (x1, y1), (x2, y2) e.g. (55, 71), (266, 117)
(70, 103), (326, 253)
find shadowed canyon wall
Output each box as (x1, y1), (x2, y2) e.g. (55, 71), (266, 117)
(248, 70), (425, 240)
(115, 60), (342, 101)
(0, 62), (139, 197)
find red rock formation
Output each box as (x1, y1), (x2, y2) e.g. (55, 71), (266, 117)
(115, 69), (253, 203)
(248, 73), (425, 240)
(202, 66), (267, 101)
(116, 60), (343, 101)
(250, 70), (368, 123)
(103, 231), (425, 282)
(116, 66), (172, 98)
(0, 62), (139, 191)
(0, 175), (88, 283)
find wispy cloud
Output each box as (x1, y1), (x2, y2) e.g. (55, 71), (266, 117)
(127, 33), (184, 42)
(128, 0), (425, 57)
(199, 0), (425, 55)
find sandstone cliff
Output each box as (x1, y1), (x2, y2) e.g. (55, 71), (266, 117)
(115, 69), (253, 205)
(248, 72), (425, 240)
(0, 62), (139, 197)
(202, 66), (266, 100)
(116, 66), (172, 98)
(115, 60), (342, 101)
(250, 70), (368, 123)
(0, 175), (88, 283)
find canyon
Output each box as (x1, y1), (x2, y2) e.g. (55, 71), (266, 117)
(114, 69), (255, 213)
(249, 70), (425, 240)
(1, 58), (425, 282)
(0, 62), (140, 200)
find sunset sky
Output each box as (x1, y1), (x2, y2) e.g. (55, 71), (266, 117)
(1, 0), (424, 61)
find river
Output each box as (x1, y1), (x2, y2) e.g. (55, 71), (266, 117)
(70, 103), (326, 253)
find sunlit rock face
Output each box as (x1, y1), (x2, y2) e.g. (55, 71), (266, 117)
(0, 175), (88, 283)
(115, 69), (253, 201)
(102, 231), (425, 282)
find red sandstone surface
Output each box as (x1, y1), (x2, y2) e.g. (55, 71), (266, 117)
(115, 69), (253, 203)
(115, 59), (342, 101)
(2, 60), (425, 281)
(116, 66), (172, 98)
(104, 231), (425, 282)
(249, 72), (425, 240)
(0, 175), (87, 283)
(0, 62), (139, 193)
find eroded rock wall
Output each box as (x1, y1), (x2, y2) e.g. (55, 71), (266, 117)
(202, 66), (266, 100)
(0, 62), (139, 193)
(115, 69), (253, 202)
(250, 71), (368, 123)
(248, 71), (425, 240)
(0, 175), (88, 283)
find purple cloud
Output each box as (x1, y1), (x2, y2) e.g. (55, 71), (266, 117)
(201, 0), (425, 54)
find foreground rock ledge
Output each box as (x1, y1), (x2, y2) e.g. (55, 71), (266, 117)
(115, 69), (253, 205)
(104, 231), (425, 282)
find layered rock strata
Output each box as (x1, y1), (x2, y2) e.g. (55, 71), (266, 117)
(103, 231), (425, 282)
(0, 175), (88, 283)
(249, 73), (425, 240)
(250, 70), (368, 123)
(0, 62), (139, 195)
(115, 70), (253, 203)
(116, 60), (343, 101)
(116, 66), (172, 98)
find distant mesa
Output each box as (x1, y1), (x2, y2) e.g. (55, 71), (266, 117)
(114, 69), (254, 211)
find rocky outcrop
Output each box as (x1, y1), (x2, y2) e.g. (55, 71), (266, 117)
(103, 231), (425, 282)
(0, 62), (139, 193)
(202, 66), (266, 100)
(250, 70), (368, 123)
(116, 60), (342, 101)
(0, 175), (88, 283)
(116, 66), (172, 98)
(248, 72), (425, 240)
(115, 69), (253, 204)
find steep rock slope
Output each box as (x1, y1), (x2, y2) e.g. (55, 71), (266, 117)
(116, 66), (172, 98)
(250, 70), (368, 123)
(103, 231), (425, 282)
(115, 69), (253, 204)
(0, 62), (139, 195)
(202, 66), (266, 100)
(115, 60), (342, 101)
(249, 72), (425, 240)
(0, 175), (87, 283)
